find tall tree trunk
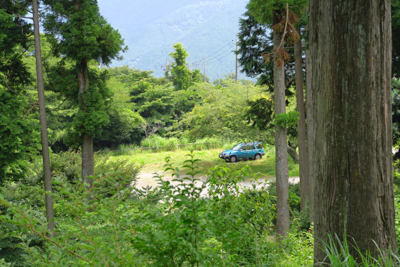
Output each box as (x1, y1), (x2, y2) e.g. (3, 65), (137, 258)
(78, 62), (94, 192)
(32, 0), (55, 236)
(273, 16), (290, 240)
(295, 34), (309, 211)
(310, 0), (397, 263)
(306, 49), (314, 223)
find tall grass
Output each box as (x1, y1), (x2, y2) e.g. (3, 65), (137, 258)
(100, 136), (238, 156)
(317, 234), (400, 267)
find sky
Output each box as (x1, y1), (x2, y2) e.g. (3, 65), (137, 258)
(95, 0), (251, 80)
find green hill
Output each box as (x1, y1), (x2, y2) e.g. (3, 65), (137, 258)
(97, 0), (249, 81)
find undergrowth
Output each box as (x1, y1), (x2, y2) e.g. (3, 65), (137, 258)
(0, 151), (311, 266)
(1, 152), (396, 266)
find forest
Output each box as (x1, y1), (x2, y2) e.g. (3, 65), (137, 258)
(1, 0), (400, 266)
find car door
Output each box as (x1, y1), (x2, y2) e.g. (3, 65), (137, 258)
(240, 145), (252, 159)
(237, 145), (247, 158)
(248, 144), (256, 158)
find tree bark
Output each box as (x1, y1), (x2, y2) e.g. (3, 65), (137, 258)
(295, 35), (309, 211)
(273, 15), (290, 241)
(309, 0), (397, 263)
(32, 0), (55, 237)
(287, 143), (299, 164)
(78, 62), (94, 192)
(306, 49), (314, 223)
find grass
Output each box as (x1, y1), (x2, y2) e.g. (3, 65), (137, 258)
(100, 143), (300, 178)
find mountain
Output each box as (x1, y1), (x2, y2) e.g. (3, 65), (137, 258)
(97, 0), (250, 81)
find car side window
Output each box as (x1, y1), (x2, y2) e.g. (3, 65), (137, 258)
(256, 144), (263, 149)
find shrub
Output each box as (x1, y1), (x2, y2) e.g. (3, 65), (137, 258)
(0, 152), (314, 266)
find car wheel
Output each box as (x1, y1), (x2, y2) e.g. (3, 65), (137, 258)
(254, 154), (261, 160)
(229, 155), (237, 163)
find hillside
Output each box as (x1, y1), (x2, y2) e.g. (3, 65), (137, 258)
(97, 0), (249, 81)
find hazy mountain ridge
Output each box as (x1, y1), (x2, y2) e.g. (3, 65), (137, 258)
(98, 0), (249, 80)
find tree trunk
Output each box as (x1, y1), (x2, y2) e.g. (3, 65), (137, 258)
(306, 49), (314, 223)
(78, 62), (94, 192)
(32, 0), (55, 237)
(309, 0), (397, 263)
(287, 143), (299, 164)
(295, 35), (309, 211)
(273, 16), (290, 240)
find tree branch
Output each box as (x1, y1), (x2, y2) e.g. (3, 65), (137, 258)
(23, 104), (39, 119)
(275, 3), (290, 54)
(1, 74), (17, 94)
(285, 76), (295, 88)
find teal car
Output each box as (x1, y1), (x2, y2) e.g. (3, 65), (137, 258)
(219, 142), (265, 162)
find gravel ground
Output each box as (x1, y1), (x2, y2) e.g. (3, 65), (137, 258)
(135, 172), (300, 197)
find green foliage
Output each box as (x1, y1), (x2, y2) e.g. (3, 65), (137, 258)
(237, 11), (276, 88)
(130, 80), (175, 121)
(247, 0), (308, 25)
(244, 95), (275, 131)
(45, 62), (114, 146)
(0, 151), (139, 266)
(70, 83), (110, 139)
(1, 150), (81, 208)
(177, 80), (266, 141)
(93, 156), (139, 198)
(128, 69), (199, 137)
(277, 228), (314, 266)
(275, 111), (300, 128)
(393, 79), (400, 148)
(167, 43), (191, 91)
(43, 0), (127, 65)
(267, 181), (301, 214)
(93, 108), (145, 149)
(166, 43), (203, 91)
(0, 92), (39, 184)
(0, 152), (311, 266)
(395, 197), (400, 249)
(392, 0), (400, 78)
(43, 0), (126, 147)
(318, 234), (400, 266)
(0, 0), (32, 92)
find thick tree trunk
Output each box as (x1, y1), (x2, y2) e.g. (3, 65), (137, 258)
(295, 36), (309, 211)
(33, 0), (55, 237)
(306, 49), (314, 222)
(310, 0), (397, 263)
(78, 63), (94, 191)
(273, 17), (290, 240)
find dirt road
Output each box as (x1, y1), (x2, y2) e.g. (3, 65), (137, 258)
(135, 171), (300, 196)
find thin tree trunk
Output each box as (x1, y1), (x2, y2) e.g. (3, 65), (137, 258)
(32, 0), (55, 237)
(273, 16), (290, 241)
(78, 63), (94, 192)
(295, 35), (309, 211)
(310, 0), (397, 263)
(82, 134), (94, 189)
(306, 49), (314, 223)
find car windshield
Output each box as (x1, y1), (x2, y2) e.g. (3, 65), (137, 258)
(231, 144), (242, 151)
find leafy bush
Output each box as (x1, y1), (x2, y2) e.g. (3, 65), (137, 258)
(94, 155), (139, 198)
(0, 152), (315, 266)
(0, 150), (139, 266)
